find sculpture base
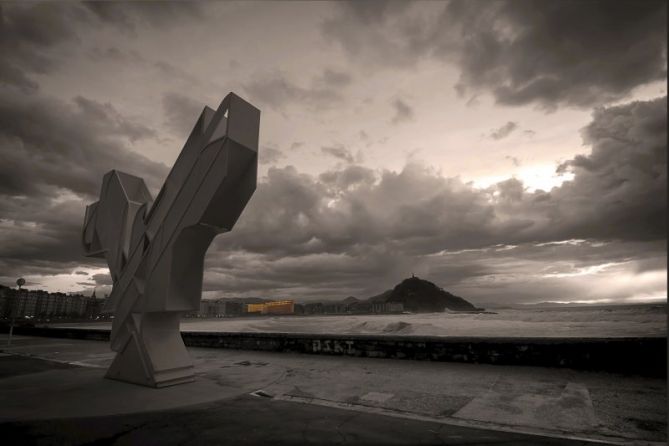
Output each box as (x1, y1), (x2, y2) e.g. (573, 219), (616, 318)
(105, 370), (194, 388)
(105, 312), (195, 388)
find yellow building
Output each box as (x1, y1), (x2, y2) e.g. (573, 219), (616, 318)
(246, 303), (265, 313)
(245, 300), (294, 315)
(262, 300), (294, 315)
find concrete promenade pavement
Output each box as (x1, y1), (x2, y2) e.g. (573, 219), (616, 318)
(0, 334), (665, 445)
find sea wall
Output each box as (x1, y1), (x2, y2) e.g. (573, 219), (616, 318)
(6, 326), (666, 377)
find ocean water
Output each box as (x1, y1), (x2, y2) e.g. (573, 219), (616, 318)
(59, 304), (666, 337)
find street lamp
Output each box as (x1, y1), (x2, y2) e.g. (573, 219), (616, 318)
(7, 278), (25, 346)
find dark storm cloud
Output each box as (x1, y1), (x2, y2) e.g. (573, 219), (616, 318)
(321, 145), (355, 164)
(203, 246), (417, 299)
(73, 96), (156, 142)
(82, 1), (202, 30)
(319, 165), (376, 190)
(88, 47), (203, 89)
(88, 46), (143, 64)
(0, 2), (83, 92)
(325, 0), (667, 109)
(318, 69), (353, 89)
(489, 122), (518, 140)
(0, 60), (39, 92)
(485, 97), (667, 243)
(260, 146), (285, 165)
(0, 90), (167, 198)
(0, 197), (99, 281)
(445, 0), (667, 108)
(212, 97), (665, 266)
(338, 0), (410, 24)
(2, 3), (79, 46)
(0, 87), (168, 279)
(391, 99), (414, 124)
(162, 92), (204, 136)
(551, 97), (667, 239)
(152, 60), (204, 86)
(321, 1), (429, 67)
(0, 2), (206, 93)
(244, 75), (330, 110)
(91, 273), (113, 286)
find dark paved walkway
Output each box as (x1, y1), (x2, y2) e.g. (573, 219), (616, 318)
(0, 355), (609, 445)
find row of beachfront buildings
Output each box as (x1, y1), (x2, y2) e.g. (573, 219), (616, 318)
(0, 286), (106, 320)
(195, 300), (295, 317)
(194, 299), (404, 318)
(0, 285), (404, 320)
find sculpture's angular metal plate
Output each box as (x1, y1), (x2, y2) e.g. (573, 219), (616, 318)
(82, 93), (259, 387)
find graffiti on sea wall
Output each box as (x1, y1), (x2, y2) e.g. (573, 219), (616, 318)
(311, 339), (356, 354)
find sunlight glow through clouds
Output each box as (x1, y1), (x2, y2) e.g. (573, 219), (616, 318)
(626, 292), (667, 303)
(609, 269), (667, 290)
(542, 292), (667, 305)
(471, 164), (575, 192)
(541, 262), (626, 278)
(569, 269), (667, 304)
(22, 267), (110, 295)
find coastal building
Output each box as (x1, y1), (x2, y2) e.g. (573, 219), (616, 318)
(199, 300), (215, 317)
(219, 301), (243, 316)
(303, 302), (324, 315)
(193, 297), (400, 318)
(261, 300), (294, 315)
(350, 302), (372, 314)
(198, 300), (244, 317)
(385, 302), (404, 313)
(245, 302), (265, 314)
(323, 303), (349, 314)
(302, 300), (404, 315)
(245, 300), (295, 315)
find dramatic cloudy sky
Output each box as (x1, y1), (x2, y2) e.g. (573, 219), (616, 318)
(0, 1), (666, 306)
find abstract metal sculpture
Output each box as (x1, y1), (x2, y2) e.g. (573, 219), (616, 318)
(82, 93), (259, 387)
